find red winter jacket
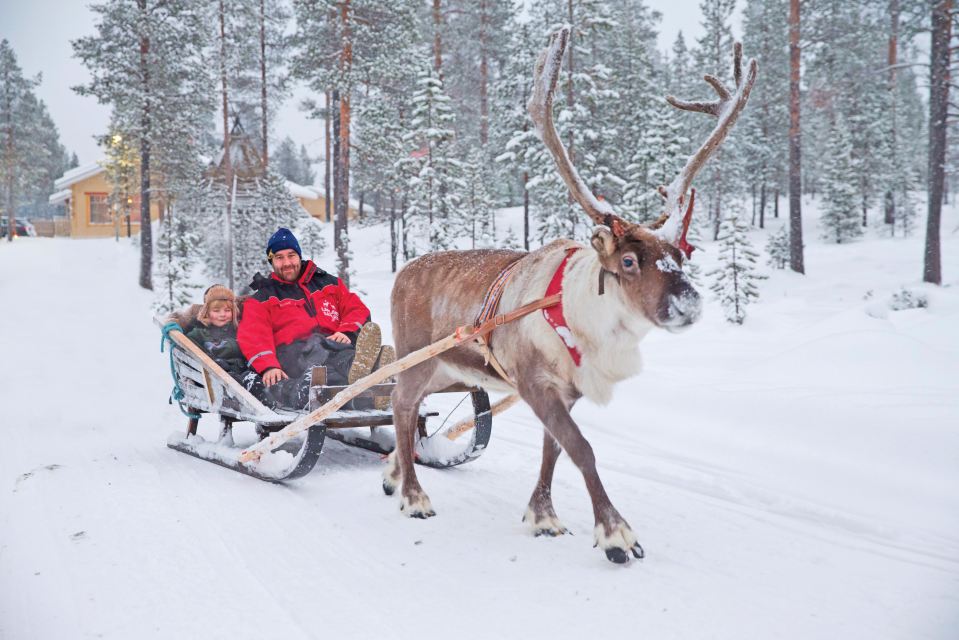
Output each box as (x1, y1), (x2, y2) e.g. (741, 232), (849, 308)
(237, 260), (371, 374)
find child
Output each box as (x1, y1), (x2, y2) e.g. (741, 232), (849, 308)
(186, 285), (246, 376)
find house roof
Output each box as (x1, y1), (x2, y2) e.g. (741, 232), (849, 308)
(285, 180), (319, 200)
(48, 188), (72, 205)
(54, 162), (105, 191)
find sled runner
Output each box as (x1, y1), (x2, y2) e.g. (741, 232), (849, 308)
(159, 319), (495, 483)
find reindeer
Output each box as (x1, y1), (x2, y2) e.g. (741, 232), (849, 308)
(384, 28), (758, 564)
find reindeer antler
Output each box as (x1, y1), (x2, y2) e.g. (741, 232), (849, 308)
(528, 27), (626, 233)
(656, 42), (758, 243)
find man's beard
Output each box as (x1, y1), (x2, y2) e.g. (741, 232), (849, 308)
(277, 264), (299, 282)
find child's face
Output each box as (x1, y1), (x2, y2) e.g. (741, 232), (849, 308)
(209, 303), (233, 327)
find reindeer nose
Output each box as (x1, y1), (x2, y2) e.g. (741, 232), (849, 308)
(664, 289), (702, 330)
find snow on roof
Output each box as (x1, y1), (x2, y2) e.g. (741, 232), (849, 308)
(285, 180), (320, 200)
(48, 188), (72, 205)
(54, 161), (105, 190)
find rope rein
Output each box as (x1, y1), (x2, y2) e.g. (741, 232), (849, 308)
(160, 322), (202, 420)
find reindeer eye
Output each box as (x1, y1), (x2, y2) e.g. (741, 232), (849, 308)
(621, 254), (638, 271)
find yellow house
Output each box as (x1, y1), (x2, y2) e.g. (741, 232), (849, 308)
(48, 163), (162, 239)
(49, 156), (356, 238)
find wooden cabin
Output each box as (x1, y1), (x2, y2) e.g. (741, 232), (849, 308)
(48, 163), (162, 239)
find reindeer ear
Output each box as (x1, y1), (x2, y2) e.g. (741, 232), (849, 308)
(591, 226), (616, 258)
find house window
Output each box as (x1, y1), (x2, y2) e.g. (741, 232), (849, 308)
(88, 193), (111, 225)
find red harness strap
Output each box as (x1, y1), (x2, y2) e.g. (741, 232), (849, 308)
(542, 247), (583, 367)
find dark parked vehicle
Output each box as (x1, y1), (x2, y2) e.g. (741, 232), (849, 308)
(0, 217), (36, 238)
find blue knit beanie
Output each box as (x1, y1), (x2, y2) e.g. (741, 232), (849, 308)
(266, 227), (302, 260)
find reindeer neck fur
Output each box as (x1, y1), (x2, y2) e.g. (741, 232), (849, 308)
(561, 248), (654, 405)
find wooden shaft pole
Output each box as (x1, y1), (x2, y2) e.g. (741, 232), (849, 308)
(444, 393), (520, 441)
(240, 328), (477, 463)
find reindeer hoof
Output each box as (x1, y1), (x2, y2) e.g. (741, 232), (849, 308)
(400, 493), (435, 519)
(382, 480), (395, 496)
(523, 507), (569, 537)
(595, 521), (644, 564)
(605, 547), (630, 564)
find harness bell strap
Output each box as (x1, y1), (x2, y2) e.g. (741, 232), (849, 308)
(542, 247), (583, 367)
(473, 258), (525, 386)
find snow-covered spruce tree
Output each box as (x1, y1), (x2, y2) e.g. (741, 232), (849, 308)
(441, 0), (513, 151)
(765, 223), (789, 269)
(461, 148), (497, 249)
(0, 39), (47, 237)
(491, 19), (543, 250)
(153, 206), (201, 315)
(819, 116), (862, 244)
(525, 0), (621, 245)
(741, 0), (788, 228)
(693, 0), (743, 240)
(274, 136), (307, 184)
(101, 123), (139, 238)
(622, 99), (689, 224)
(667, 31), (698, 138)
(709, 210), (765, 324)
(73, 0), (213, 289)
(402, 56), (463, 253)
(17, 93), (69, 220)
(354, 87), (413, 269)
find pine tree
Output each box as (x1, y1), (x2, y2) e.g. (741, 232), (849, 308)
(297, 144), (315, 185)
(402, 56), (463, 252)
(524, 0), (622, 245)
(709, 210), (765, 324)
(491, 19), (541, 250)
(819, 116), (862, 244)
(622, 99), (688, 223)
(741, 0), (788, 229)
(102, 123), (139, 239)
(1, 40), (46, 238)
(153, 206), (201, 315)
(73, 0), (214, 288)
(460, 148), (497, 248)
(274, 136), (312, 184)
(765, 224), (789, 269)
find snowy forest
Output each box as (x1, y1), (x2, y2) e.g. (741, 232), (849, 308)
(0, 0), (954, 315)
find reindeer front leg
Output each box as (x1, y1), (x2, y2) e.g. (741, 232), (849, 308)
(520, 381), (644, 564)
(523, 431), (569, 536)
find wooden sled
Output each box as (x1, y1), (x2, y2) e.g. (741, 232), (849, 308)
(160, 321), (494, 483)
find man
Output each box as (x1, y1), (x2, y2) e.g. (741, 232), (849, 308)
(237, 227), (388, 409)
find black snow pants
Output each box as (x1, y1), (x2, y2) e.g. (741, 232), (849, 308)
(241, 334), (356, 410)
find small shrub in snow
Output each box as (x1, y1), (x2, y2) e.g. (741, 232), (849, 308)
(889, 287), (928, 310)
(708, 211), (766, 324)
(765, 225), (789, 269)
(864, 286), (929, 318)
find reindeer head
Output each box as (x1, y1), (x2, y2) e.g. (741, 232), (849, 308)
(528, 28), (757, 332)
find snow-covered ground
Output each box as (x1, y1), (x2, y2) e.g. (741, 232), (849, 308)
(1, 201), (957, 640)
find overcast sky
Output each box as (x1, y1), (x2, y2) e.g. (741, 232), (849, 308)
(1, 0), (741, 172)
